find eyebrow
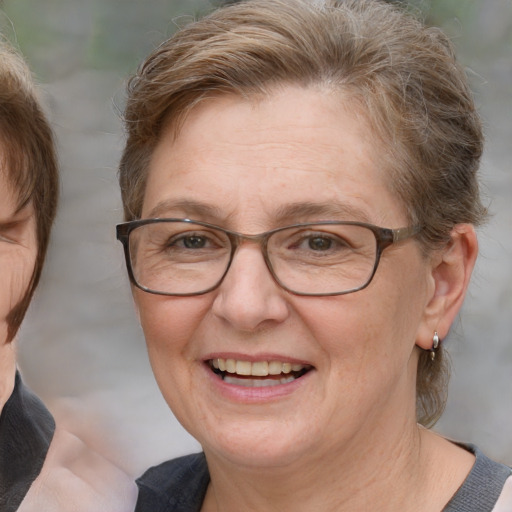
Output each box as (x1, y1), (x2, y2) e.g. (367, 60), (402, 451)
(273, 202), (372, 225)
(146, 199), (228, 222)
(145, 199), (371, 226)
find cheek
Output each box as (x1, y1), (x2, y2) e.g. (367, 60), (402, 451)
(135, 291), (211, 360)
(294, 272), (426, 372)
(0, 252), (35, 319)
(295, 295), (388, 353)
(134, 292), (215, 430)
(0, 248), (36, 343)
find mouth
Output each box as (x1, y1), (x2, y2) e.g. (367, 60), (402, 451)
(208, 358), (313, 387)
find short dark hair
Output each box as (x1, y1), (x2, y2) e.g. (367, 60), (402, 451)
(0, 40), (59, 341)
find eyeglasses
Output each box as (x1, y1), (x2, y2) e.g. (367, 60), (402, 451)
(116, 218), (421, 297)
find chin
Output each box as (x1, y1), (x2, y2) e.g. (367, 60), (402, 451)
(196, 420), (320, 470)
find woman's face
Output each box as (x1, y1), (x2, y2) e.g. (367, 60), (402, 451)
(134, 86), (437, 468)
(0, 171), (37, 344)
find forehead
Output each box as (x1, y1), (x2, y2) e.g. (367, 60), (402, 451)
(143, 86), (406, 228)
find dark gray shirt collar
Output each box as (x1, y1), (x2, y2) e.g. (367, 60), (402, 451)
(0, 372), (55, 512)
(135, 445), (512, 512)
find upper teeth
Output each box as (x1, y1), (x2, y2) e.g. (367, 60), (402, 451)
(211, 358), (307, 377)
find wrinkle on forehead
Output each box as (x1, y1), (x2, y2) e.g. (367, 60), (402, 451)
(147, 198), (373, 228)
(144, 85), (406, 229)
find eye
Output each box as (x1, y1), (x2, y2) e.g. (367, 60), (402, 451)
(307, 236), (335, 251)
(167, 232), (214, 250)
(179, 234), (208, 249)
(165, 230), (227, 252)
(290, 232), (350, 253)
(0, 220), (24, 245)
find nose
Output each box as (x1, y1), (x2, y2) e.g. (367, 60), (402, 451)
(211, 244), (290, 331)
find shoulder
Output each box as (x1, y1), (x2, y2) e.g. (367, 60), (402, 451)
(135, 453), (209, 512)
(444, 444), (512, 512)
(1, 373), (137, 512)
(18, 427), (138, 512)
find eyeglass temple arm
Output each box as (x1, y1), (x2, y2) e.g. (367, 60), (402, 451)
(392, 225), (422, 243)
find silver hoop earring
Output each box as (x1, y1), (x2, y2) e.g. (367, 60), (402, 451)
(430, 331), (440, 361)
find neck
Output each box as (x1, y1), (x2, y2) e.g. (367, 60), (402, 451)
(0, 338), (17, 415)
(203, 419), (475, 512)
(203, 414), (433, 512)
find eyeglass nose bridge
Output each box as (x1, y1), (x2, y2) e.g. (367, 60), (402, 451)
(219, 230), (282, 292)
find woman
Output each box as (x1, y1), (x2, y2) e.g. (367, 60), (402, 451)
(0, 40), (136, 511)
(116, 0), (512, 510)
(0, 39), (59, 510)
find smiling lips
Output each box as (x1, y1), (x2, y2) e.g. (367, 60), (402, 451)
(209, 358), (312, 387)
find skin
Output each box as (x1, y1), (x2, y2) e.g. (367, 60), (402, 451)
(134, 85), (478, 511)
(0, 170), (37, 412)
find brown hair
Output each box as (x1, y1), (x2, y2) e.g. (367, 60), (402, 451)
(0, 40), (59, 342)
(119, 0), (486, 426)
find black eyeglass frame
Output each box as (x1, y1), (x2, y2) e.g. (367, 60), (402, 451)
(116, 218), (421, 297)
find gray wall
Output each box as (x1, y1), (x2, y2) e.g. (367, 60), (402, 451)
(1, 0), (511, 476)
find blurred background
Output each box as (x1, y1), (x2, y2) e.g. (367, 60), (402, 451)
(0, 0), (511, 476)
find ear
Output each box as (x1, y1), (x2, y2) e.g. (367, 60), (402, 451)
(416, 224), (478, 350)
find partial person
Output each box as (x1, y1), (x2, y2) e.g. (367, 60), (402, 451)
(116, 0), (512, 510)
(0, 40), (137, 511)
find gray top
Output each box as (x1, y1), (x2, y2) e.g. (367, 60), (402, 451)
(135, 445), (512, 512)
(444, 444), (512, 511)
